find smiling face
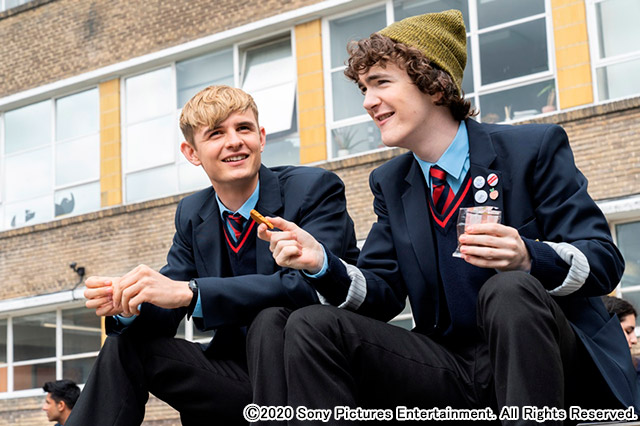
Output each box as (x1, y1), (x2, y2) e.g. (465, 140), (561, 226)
(181, 109), (265, 200)
(358, 62), (448, 158)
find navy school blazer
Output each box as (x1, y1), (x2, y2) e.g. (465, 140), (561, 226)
(316, 118), (638, 409)
(106, 165), (359, 354)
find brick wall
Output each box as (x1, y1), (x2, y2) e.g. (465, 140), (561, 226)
(0, 0), (323, 98)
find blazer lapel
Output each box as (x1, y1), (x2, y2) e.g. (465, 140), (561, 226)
(467, 118), (505, 216)
(194, 187), (224, 277)
(254, 166), (283, 275)
(402, 159), (440, 294)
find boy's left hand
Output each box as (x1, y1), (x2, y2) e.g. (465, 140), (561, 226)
(458, 223), (531, 272)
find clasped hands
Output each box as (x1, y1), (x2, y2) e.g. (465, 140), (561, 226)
(257, 218), (531, 273)
(84, 265), (191, 317)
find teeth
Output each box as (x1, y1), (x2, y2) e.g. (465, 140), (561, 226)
(224, 155), (246, 162)
(378, 113), (393, 121)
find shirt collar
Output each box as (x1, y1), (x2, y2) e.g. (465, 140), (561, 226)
(413, 120), (468, 181)
(215, 181), (260, 221)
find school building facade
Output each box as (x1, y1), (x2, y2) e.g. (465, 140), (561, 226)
(0, 0), (639, 423)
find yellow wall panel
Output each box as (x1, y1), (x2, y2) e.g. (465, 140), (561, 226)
(99, 79), (122, 207)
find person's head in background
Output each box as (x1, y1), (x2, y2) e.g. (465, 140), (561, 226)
(42, 379), (80, 425)
(603, 295), (638, 349)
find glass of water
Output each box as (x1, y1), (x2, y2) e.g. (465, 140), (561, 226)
(453, 206), (502, 258)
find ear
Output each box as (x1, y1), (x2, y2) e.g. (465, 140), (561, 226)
(57, 400), (66, 413)
(180, 141), (202, 166)
(258, 127), (266, 153)
(431, 91), (444, 103)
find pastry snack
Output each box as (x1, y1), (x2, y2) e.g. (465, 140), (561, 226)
(250, 209), (274, 229)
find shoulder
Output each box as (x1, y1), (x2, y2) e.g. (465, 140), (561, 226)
(270, 165), (343, 187)
(371, 151), (414, 182)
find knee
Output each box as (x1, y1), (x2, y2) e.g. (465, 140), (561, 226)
(477, 271), (547, 323)
(247, 307), (291, 343)
(284, 305), (344, 346)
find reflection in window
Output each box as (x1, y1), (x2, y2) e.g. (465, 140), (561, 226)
(593, 0), (640, 101)
(476, 0), (544, 29)
(176, 49), (234, 108)
(479, 79), (556, 123)
(241, 37), (299, 167)
(479, 19), (548, 85)
(13, 313), (56, 362)
(331, 121), (382, 158)
(394, 0), (469, 29)
(617, 221), (640, 309)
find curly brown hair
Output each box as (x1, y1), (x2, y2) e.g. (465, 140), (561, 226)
(344, 33), (475, 121)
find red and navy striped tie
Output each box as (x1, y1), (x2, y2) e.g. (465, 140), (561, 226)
(224, 212), (245, 241)
(430, 165), (454, 214)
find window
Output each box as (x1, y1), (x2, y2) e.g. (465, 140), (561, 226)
(588, 0), (640, 101)
(123, 36), (299, 203)
(1, 89), (100, 230)
(0, 306), (101, 395)
(241, 37), (299, 167)
(324, 0), (555, 158)
(615, 221), (640, 309)
(0, 0), (34, 13)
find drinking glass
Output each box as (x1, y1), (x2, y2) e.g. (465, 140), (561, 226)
(453, 206), (502, 258)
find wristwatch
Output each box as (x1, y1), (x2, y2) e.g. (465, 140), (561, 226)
(187, 279), (198, 315)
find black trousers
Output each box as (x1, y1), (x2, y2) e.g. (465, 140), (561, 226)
(247, 272), (618, 426)
(66, 332), (251, 426)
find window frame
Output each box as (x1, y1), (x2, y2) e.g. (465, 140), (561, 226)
(0, 88), (101, 230)
(585, 0), (640, 103)
(322, 0), (557, 160)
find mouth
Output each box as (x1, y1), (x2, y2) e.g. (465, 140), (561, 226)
(222, 154), (248, 163)
(375, 112), (394, 124)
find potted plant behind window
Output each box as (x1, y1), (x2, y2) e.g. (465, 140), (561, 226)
(332, 127), (369, 157)
(538, 83), (556, 113)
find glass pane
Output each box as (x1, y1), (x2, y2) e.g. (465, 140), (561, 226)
(62, 308), (102, 355)
(177, 49), (234, 108)
(4, 100), (50, 155)
(55, 134), (100, 186)
(478, 79), (555, 123)
(13, 312), (56, 362)
(330, 7), (386, 69)
(597, 58), (640, 101)
(178, 162), (211, 194)
(394, 0), (469, 29)
(5, 147), (52, 202)
(479, 18), (548, 85)
(332, 121), (382, 158)
(242, 39), (296, 135)
(596, 0), (640, 59)
(14, 362), (56, 391)
(617, 221), (640, 290)
(55, 182), (100, 217)
(332, 71), (365, 121)
(0, 319), (6, 363)
(462, 36), (474, 95)
(477, 0), (544, 29)
(4, 195), (53, 229)
(63, 357), (97, 385)
(126, 114), (176, 172)
(125, 67), (173, 124)
(125, 164), (178, 203)
(56, 88), (99, 141)
(262, 133), (300, 167)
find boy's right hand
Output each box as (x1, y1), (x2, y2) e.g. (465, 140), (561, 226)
(257, 216), (325, 274)
(84, 276), (123, 317)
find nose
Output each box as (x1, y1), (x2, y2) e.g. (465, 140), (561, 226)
(631, 331), (638, 346)
(225, 130), (244, 149)
(362, 89), (380, 113)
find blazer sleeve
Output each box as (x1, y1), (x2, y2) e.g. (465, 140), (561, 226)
(194, 170), (359, 329)
(527, 124), (624, 296)
(309, 168), (408, 322)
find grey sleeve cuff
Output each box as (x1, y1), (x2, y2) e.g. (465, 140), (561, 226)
(316, 259), (367, 310)
(544, 241), (590, 296)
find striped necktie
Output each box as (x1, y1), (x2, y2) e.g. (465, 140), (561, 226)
(430, 165), (454, 214)
(224, 212), (245, 241)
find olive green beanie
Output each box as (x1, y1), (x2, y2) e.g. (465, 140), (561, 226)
(378, 9), (467, 94)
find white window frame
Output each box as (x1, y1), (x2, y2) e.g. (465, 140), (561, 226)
(322, 0), (556, 159)
(585, 0), (640, 103)
(0, 88), (100, 230)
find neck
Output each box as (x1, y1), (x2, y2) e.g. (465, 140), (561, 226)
(214, 176), (258, 212)
(59, 410), (71, 425)
(412, 114), (461, 163)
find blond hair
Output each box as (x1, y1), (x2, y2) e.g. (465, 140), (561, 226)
(179, 85), (259, 145)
